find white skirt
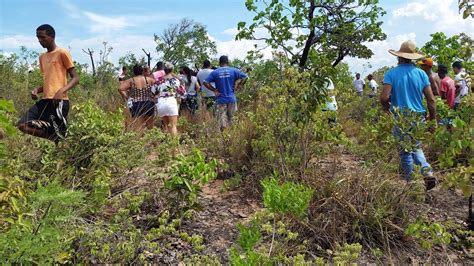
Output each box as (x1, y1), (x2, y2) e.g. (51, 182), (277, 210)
(156, 97), (178, 117)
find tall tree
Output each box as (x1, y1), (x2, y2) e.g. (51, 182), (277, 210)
(236, 0), (386, 69)
(154, 18), (217, 68)
(421, 32), (473, 70)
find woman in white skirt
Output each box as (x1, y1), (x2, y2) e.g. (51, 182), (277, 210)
(154, 62), (185, 136)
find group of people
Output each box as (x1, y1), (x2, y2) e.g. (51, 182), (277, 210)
(418, 58), (470, 110)
(352, 73), (379, 98)
(14, 24), (469, 193)
(117, 56), (248, 135)
(17, 24), (248, 143)
(379, 40), (471, 191)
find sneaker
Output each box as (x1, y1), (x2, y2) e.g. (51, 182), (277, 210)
(423, 175), (437, 191)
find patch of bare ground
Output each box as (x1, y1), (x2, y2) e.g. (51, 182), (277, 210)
(179, 179), (262, 263)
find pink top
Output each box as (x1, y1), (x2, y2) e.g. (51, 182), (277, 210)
(440, 76), (456, 109)
(153, 70), (165, 81)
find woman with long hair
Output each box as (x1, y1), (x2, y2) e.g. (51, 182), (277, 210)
(180, 66), (201, 116)
(118, 64), (156, 131)
(155, 62), (185, 136)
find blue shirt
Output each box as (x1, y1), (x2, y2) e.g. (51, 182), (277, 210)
(383, 64), (430, 113)
(205, 66), (248, 104)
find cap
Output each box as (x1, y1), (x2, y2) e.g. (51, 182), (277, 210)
(417, 58), (433, 67)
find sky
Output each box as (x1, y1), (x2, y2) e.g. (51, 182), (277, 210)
(0, 0), (473, 76)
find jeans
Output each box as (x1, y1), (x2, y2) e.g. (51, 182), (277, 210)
(392, 125), (432, 181)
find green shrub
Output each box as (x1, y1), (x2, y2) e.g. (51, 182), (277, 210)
(261, 177), (313, 218)
(164, 148), (217, 213)
(0, 182), (84, 264)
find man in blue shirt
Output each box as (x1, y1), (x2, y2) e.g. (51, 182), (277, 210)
(380, 40), (437, 190)
(204, 55), (248, 131)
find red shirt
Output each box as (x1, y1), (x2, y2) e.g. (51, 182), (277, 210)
(440, 76), (456, 109)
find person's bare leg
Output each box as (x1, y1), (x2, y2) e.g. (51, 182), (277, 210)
(145, 115), (154, 130)
(161, 116), (169, 133)
(168, 116), (178, 136)
(17, 123), (50, 139)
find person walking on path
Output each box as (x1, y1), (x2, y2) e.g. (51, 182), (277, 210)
(438, 64), (456, 109)
(119, 64), (156, 131)
(180, 66), (201, 116)
(353, 73), (365, 96)
(452, 61), (470, 109)
(17, 24), (79, 143)
(417, 58), (440, 96)
(203, 56), (248, 131)
(154, 62), (186, 136)
(380, 40), (437, 190)
(367, 74), (378, 98)
(197, 60), (216, 115)
(153, 61), (166, 80)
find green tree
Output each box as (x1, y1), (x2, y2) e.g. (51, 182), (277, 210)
(154, 18), (217, 69)
(421, 32), (473, 71)
(459, 0), (473, 19)
(236, 0), (386, 69)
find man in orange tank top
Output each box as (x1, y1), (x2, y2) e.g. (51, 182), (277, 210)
(17, 24), (79, 142)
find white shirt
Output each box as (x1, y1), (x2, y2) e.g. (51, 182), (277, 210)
(196, 68), (216, 97)
(353, 79), (365, 92)
(454, 71), (469, 103)
(181, 75), (198, 96)
(368, 80), (378, 92)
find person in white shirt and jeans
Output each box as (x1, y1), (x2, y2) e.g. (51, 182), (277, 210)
(452, 61), (470, 110)
(353, 73), (365, 96)
(367, 74), (378, 98)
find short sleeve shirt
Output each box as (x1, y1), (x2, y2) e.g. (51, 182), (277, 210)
(205, 66), (248, 104)
(182, 75), (198, 95)
(383, 63), (430, 113)
(369, 80), (378, 91)
(440, 76), (456, 109)
(39, 47), (75, 99)
(197, 68), (215, 97)
(353, 79), (365, 92)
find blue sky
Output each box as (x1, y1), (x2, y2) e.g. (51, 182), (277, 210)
(1, 0), (472, 75)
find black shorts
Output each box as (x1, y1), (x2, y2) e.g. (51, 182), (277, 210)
(130, 101), (155, 117)
(18, 99), (70, 139)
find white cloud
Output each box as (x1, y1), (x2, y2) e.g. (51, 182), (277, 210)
(391, 0), (474, 35)
(0, 35), (38, 49)
(343, 33), (418, 76)
(83, 12), (131, 33)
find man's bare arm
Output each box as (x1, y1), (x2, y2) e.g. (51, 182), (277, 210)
(380, 84), (392, 113)
(53, 67), (79, 99)
(423, 85), (436, 121)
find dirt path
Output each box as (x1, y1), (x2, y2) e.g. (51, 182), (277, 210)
(180, 179), (262, 263)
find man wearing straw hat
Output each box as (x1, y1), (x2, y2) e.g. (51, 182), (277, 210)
(380, 40), (437, 190)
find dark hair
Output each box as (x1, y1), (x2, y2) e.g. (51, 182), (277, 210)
(452, 61), (462, 69)
(356, 73), (360, 76)
(219, 55), (229, 65)
(122, 66), (127, 71)
(367, 74), (373, 80)
(182, 66), (193, 86)
(133, 64), (143, 76)
(155, 61), (164, 70)
(438, 64), (448, 75)
(203, 59), (211, 68)
(36, 24), (55, 37)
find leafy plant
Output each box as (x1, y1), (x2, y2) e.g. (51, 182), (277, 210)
(0, 182), (84, 264)
(164, 148), (217, 212)
(405, 220), (452, 250)
(261, 176), (313, 218)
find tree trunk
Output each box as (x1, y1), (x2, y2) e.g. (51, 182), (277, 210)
(143, 49), (151, 68)
(82, 48), (95, 76)
(298, 1), (316, 69)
